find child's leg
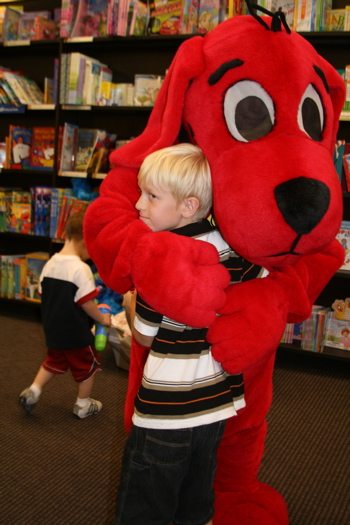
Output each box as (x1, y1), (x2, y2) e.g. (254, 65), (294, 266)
(77, 375), (94, 399)
(19, 366), (54, 412)
(73, 375), (102, 419)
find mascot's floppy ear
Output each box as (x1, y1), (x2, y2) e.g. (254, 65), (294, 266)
(109, 36), (205, 168)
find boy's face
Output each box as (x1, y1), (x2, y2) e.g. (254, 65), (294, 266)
(136, 182), (189, 232)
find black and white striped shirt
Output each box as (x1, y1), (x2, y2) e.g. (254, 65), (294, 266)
(133, 220), (266, 429)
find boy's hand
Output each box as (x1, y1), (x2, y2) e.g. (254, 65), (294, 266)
(100, 313), (112, 327)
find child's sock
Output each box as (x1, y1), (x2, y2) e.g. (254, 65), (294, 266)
(30, 383), (42, 400)
(76, 397), (90, 408)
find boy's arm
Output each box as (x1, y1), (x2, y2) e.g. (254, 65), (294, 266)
(123, 291), (154, 348)
(81, 299), (112, 326)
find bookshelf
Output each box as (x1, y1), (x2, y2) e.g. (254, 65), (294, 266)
(0, 3), (349, 361)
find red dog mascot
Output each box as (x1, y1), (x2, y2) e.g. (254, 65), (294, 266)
(85, 6), (345, 524)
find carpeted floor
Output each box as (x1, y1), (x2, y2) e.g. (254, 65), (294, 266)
(0, 311), (349, 525)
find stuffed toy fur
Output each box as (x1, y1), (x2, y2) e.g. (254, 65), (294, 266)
(84, 7), (345, 524)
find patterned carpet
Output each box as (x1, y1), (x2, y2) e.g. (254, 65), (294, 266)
(0, 311), (349, 525)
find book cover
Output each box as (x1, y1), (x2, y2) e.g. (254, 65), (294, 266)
(9, 125), (33, 170)
(342, 153), (350, 192)
(67, 52), (92, 105)
(198, 0), (220, 34)
(8, 190), (32, 234)
(25, 252), (49, 302)
(148, 0), (183, 35)
(323, 312), (350, 351)
(32, 186), (52, 237)
(13, 256), (26, 300)
(328, 9), (345, 31)
(86, 130), (117, 174)
(74, 128), (99, 171)
(49, 187), (65, 238)
(181, 0), (199, 34)
(2, 72), (31, 105)
(2, 7), (21, 41)
(97, 66), (113, 105)
(30, 127), (55, 170)
(336, 220), (350, 271)
(60, 0), (81, 37)
(134, 74), (164, 106)
(18, 11), (51, 40)
(59, 123), (78, 171)
(83, 0), (110, 37)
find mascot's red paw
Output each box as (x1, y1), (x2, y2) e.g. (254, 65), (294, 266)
(213, 483), (288, 525)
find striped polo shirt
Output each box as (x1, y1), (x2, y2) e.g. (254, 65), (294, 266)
(133, 219), (267, 430)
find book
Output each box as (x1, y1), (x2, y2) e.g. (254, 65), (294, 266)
(59, 123), (78, 171)
(134, 74), (164, 106)
(83, 0), (110, 37)
(31, 186), (52, 237)
(86, 130), (117, 174)
(49, 187), (65, 238)
(336, 220), (350, 271)
(18, 11), (51, 40)
(43, 77), (54, 104)
(74, 128), (99, 171)
(2, 71), (31, 105)
(25, 252), (49, 302)
(274, 0), (296, 30)
(97, 66), (113, 105)
(181, 0), (200, 34)
(13, 256), (26, 300)
(60, 0), (80, 37)
(342, 153), (350, 192)
(328, 9), (345, 31)
(1, 7), (21, 41)
(8, 190), (32, 234)
(198, 0), (220, 34)
(30, 127), (55, 170)
(67, 52), (93, 105)
(9, 125), (33, 170)
(81, 57), (108, 105)
(323, 312), (350, 351)
(148, 0), (183, 35)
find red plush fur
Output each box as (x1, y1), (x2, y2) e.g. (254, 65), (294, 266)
(85, 14), (345, 525)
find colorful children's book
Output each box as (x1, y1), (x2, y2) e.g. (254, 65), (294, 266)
(74, 128), (99, 171)
(60, 0), (80, 37)
(83, 0), (110, 37)
(59, 123), (78, 171)
(9, 125), (33, 170)
(198, 0), (220, 34)
(18, 11), (51, 40)
(13, 256), (27, 300)
(8, 190), (32, 234)
(31, 186), (52, 237)
(328, 9), (345, 31)
(147, 0), (183, 35)
(1, 7), (21, 41)
(323, 312), (350, 351)
(30, 127), (55, 170)
(336, 220), (350, 271)
(134, 74), (164, 106)
(25, 252), (49, 302)
(86, 131), (117, 174)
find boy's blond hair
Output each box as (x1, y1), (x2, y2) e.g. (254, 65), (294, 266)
(138, 143), (212, 221)
(65, 211), (85, 241)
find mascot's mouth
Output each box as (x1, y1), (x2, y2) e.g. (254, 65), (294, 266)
(267, 234), (302, 258)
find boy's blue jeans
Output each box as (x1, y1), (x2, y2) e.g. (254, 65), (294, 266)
(114, 420), (227, 525)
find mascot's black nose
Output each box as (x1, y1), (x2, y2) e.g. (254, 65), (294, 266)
(274, 177), (330, 235)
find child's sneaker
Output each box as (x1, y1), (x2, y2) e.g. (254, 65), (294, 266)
(19, 388), (38, 413)
(73, 398), (102, 419)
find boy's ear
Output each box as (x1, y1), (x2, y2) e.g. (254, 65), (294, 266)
(182, 197), (200, 218)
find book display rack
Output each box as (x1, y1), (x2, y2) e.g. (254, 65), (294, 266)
(0, 0), (349, 359)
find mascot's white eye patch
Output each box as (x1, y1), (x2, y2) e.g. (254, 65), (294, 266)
(224, 80), (275, 142)
(298, 84), (324, 141)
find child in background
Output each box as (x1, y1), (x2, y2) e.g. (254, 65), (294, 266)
(19, 212), (112, 419)
(115, 143), (266, 525)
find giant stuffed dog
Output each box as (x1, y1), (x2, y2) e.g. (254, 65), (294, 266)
(84, 6), (345, 524)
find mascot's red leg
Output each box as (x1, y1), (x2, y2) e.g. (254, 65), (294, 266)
(213, 355), (288, 525)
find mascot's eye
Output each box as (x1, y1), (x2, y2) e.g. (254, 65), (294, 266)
(224, 80), (275, 142)
(298, 84), (324, 141)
